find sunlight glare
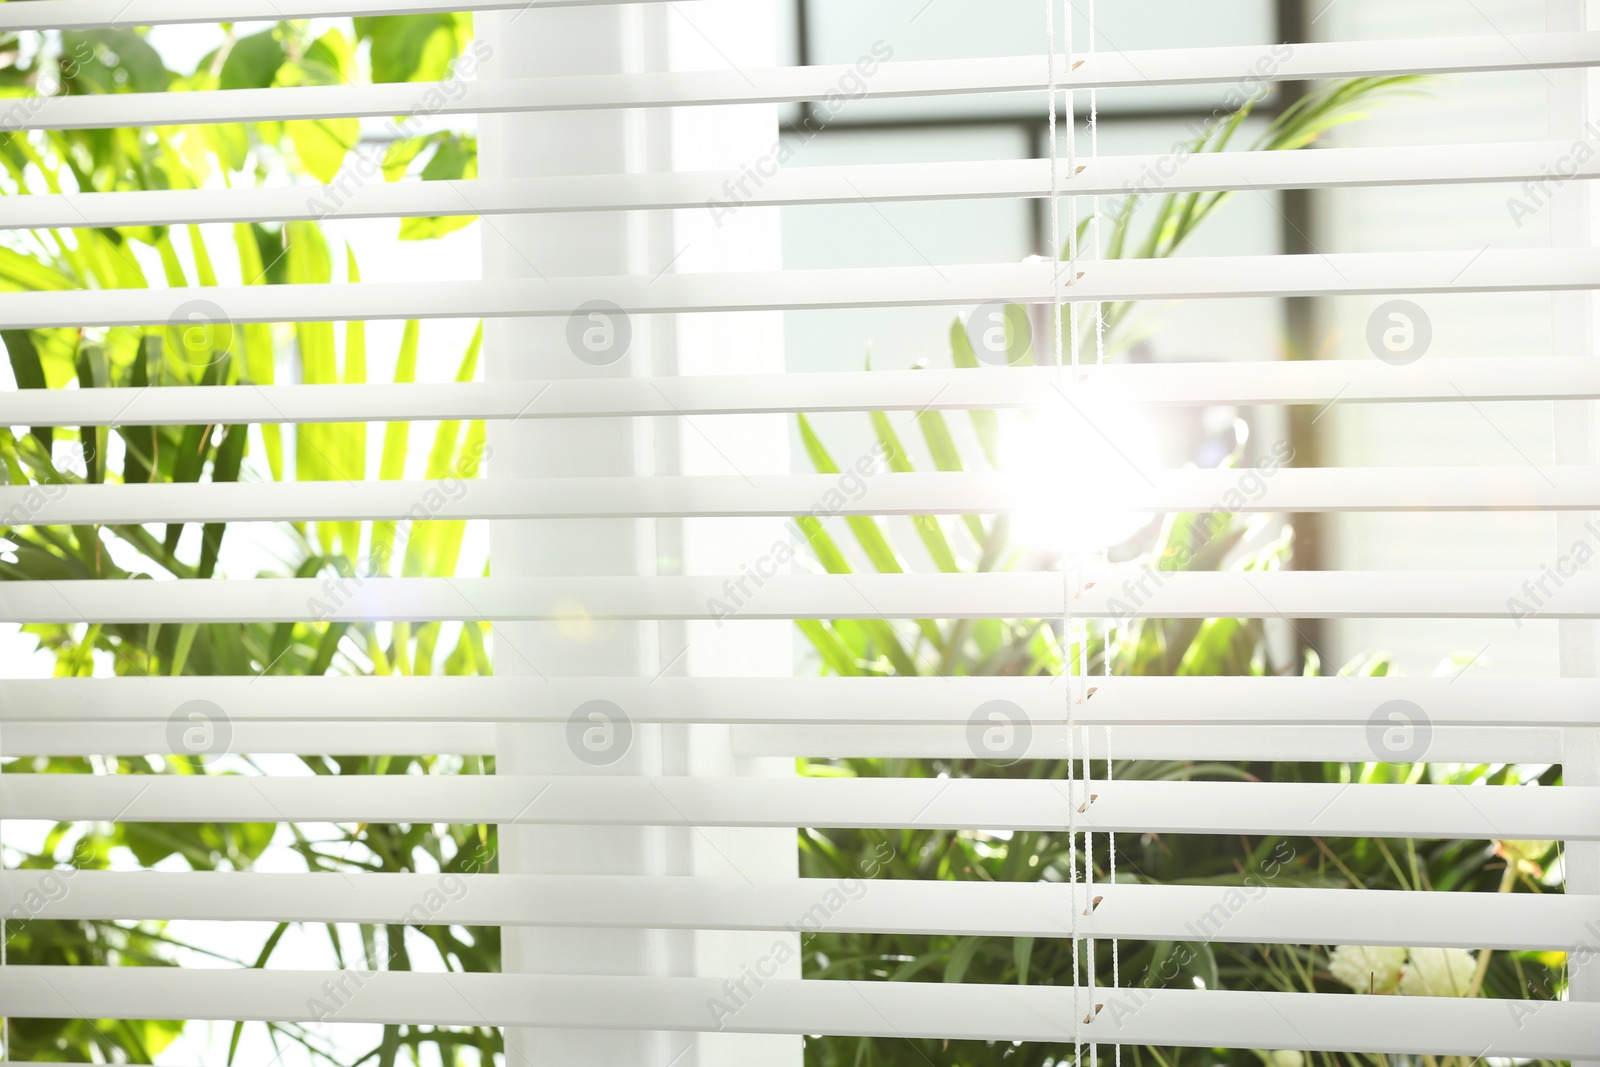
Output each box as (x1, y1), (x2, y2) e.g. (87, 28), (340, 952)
(999, 394), (1160, 556)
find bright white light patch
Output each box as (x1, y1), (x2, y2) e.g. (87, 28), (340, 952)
(998, 393), (1160, 556)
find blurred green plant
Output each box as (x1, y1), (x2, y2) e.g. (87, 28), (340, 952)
(787, 79), (1569, 1067)
(0, 16), (498, 1066)
(0, 26), (1567, 1067)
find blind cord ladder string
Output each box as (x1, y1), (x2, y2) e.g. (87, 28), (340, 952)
(1046, 0), (1089, 1060)
(1083, 1), (1110, 1061)
(0, 3), (1595, 1060)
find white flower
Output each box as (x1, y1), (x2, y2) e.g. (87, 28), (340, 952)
(1399, 947), (1477, 997)
(1269, 1051), (1305, 1067)
(1328, 944), (1406, 994)
(1497, 839), (1554, 878)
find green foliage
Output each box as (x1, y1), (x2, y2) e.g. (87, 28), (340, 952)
(398, 132), (479, 240)
(794, 404), (1566, 1065)
(354, 14), (473, 85)
(2, 17), (478, 218)
(218, 29), (287, 91)
(0, 16), (498, 1066)
(0, 28), (1561, 1067)
(787, 77), (1565, 1067)
(1091, 75), (1425, 355)
(3, 804), (256, 1063)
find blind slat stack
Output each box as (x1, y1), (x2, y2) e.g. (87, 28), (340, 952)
(0, 0), (1596, 1063)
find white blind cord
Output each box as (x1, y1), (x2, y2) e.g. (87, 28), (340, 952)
(1085, 2), (1118, 1061)
(1046, 0), (1062, 373)
(1084, 5), (1103, 1061)
(1085, 720), (1097, 1067)
(1089, 0), (1104, 370)
(1050, 2), (1090, 1061)
(1045, 1), (1084, 1060)
(1069, 8), (1089, 1062)
(1106, 726), (1119, 1067)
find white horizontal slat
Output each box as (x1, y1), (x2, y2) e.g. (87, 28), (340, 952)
(4, 250), (1595, 329)
(0, 0), (675, 32)
(0, 473), (1021, 524)
(5, 870), (1593, 951)
(729, 725), (1565, 764)
(3, 968), (1596, 1055)
(6, 35), (1597, 130)
(9, 262), (1055, 327)
(2, 721), (504, 755)
(4, 675), (1592, 726)
(3, 468), (1592, 526)
(0, 722), (1565, 762)
(4, 775), (1594, 840)
(8, 143), (1592, 229)
(1, 358), (1594, 427)
(0, 572), (1593, 624)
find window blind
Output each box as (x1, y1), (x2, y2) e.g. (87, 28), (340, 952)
(0, 0), (1597, 1064)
